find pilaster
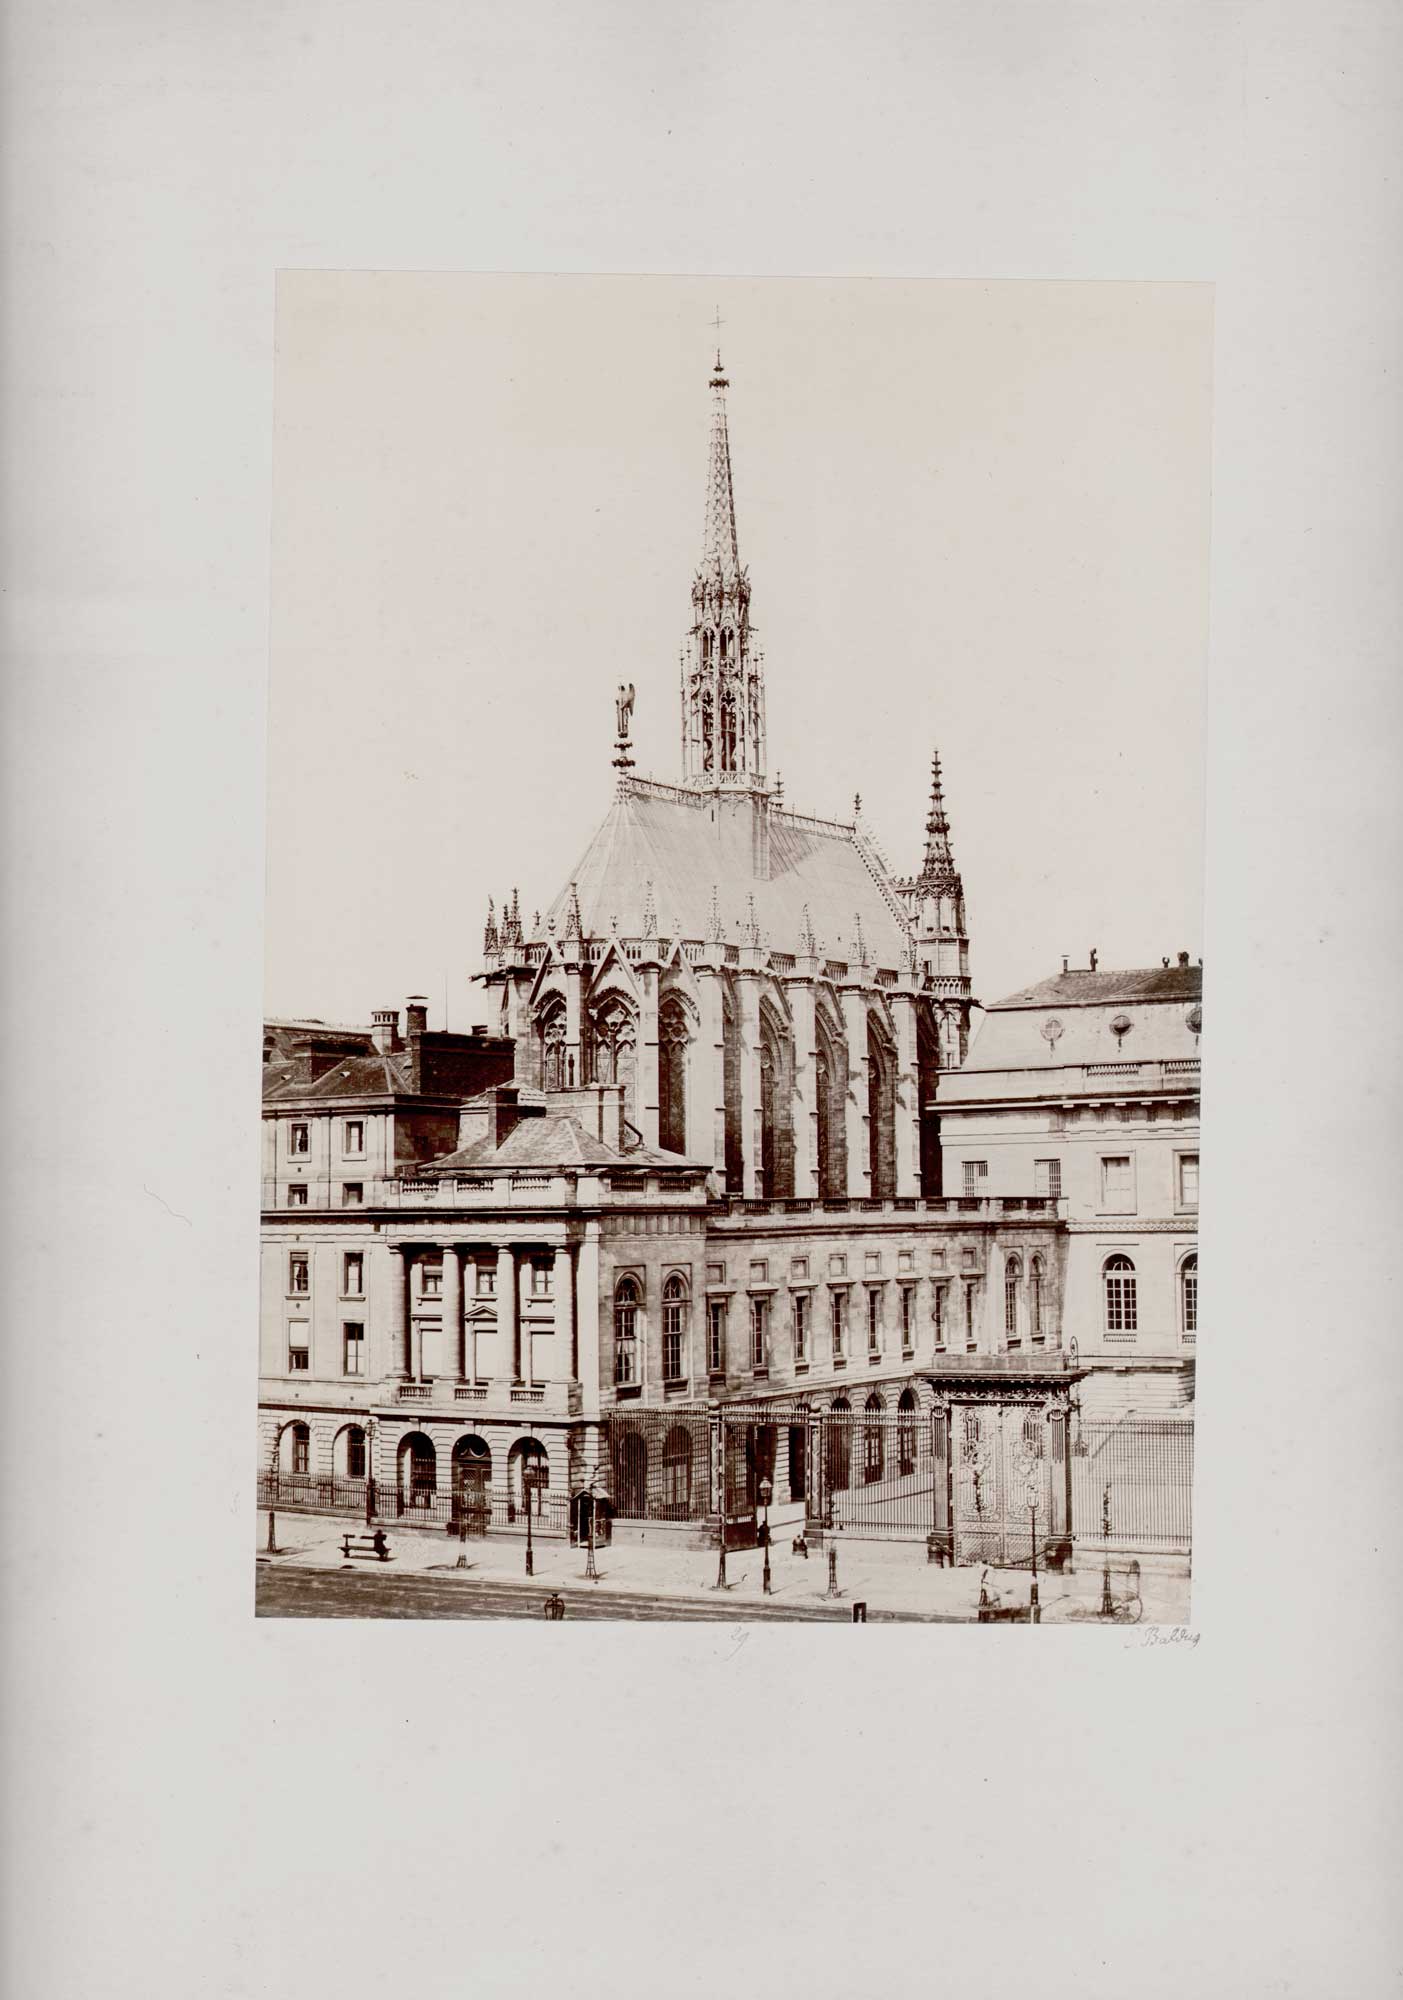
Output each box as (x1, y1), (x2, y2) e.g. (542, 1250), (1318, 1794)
(890, 989), (922, 1197)
(442, 1243), (464, 1380)
(695, 963), (729, 1187)
(637, 961), (661, 1150)
(498, 1244), (521, 1383)
(386, 1245), (411, 1380)
(840, 987), (872, 1200)
(736, 969), (762, 1198)
(786, 977), (819, 1197)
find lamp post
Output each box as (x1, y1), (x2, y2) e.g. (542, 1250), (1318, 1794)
(759, 1473), (773, 1595)
(1026, 1479), (1041, 1623)
(584, 1467), (600, 1582)
(522, 1456), (546, 1578)
(364, 1416), (378, 1527)
(265, 1426), (283, 1555)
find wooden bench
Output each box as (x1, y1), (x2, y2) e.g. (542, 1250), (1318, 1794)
(341, 1531), (393, 1563)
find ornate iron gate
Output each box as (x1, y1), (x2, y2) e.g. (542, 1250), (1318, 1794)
(952, 1403), (1056, 1565)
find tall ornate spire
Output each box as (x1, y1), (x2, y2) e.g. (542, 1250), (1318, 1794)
(681, 348), (767, 791)
(918, 746), (961, 893)
(700, 349), (742, 589)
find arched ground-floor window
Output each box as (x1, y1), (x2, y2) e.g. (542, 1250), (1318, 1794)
(398, 1431), (437, 1508)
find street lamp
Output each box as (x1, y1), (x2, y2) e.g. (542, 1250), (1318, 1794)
(1025, 1477), (1041, 1623)
(364, 1415), (378, 1527)
(522, 1455), (547, 1578)
(758, 1473), (773, 1595)
(582, 1467), (601, 1582)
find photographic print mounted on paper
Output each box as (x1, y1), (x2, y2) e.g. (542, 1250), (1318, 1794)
(257, 275), (1209, 1626)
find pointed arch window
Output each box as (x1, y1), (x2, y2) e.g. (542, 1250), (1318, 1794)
(1104, 1256), (1137, 1337)
(538, 1000), (567, 1091)
(659, 998), (690, 1155)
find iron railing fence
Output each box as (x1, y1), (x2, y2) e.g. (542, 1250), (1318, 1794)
(808, 1414), (942, 1544)
(257, 1470), (569, 1539)
(1069, 1417), (1193, 1552)
(605, 1408), (715, 1523)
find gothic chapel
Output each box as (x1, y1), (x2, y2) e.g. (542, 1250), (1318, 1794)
(481, 350), (974, 1199)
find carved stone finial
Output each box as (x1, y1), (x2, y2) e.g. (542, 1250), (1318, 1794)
(799, 903), (818, 958)
(563, 883), (584, 942)
(707, 884), (724, 943)
(641, 879), (658, 939)
(484, 897), (499, 953)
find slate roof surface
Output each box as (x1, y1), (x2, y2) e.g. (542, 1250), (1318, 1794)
(544, 787), (910, 965)
(421, 1113), (699, 1177)
(262, 1052), (415, 1104)
(989, 965), (1202, 1011)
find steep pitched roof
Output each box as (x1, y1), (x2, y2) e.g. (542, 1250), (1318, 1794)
(543, 786), (910, 966)
(989, 965), (1202, 1011)
(262, 1051), (413, 1104)
(422, 1112), (699, 1176)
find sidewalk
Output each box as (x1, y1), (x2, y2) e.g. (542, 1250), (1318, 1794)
(257, 1511), (1191, 1625)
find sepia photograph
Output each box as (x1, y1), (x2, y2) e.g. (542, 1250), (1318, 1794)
(257, 274), (1210, 1624)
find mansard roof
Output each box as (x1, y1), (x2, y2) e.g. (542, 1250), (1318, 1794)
(988, 964), (1202, 1010)
(542, 782), (912, 967)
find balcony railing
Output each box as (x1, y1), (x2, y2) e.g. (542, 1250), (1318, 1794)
(706, 1194), (1066, 1223)
(387, 1379), (582, 1416)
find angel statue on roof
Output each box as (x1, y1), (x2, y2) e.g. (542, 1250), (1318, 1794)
(615, 682), (636, 739)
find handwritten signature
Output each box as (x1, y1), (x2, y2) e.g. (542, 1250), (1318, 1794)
(1131, 1624), (1200, 1650)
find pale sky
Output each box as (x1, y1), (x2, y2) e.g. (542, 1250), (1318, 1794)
(266, 273), (1211, 1029)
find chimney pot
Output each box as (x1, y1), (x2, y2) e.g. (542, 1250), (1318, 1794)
(471, 1023), (488, 1036)
(1177, 951), (1190, 968)
(1061, 955), (1069, 974)
(405, 996), (429, 1036)
(1089, 949), (1098, 972)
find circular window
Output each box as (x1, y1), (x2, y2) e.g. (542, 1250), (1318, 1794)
(1186, 1003), (1202, 1035)
(1110, 1014), (1133, 1040)
(1040, 1017), (1063, 1044)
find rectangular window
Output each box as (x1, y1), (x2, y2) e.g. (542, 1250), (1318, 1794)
(346, 1430), (366, 1479)
(962, 1160), (988, 1195)
(1178, 1154), (1199, 1210)
(342, 1182), (363, 1207)
(663, 1324), (683, 1382)
(1035, 1158), (1062, 1199)
(343, 1322), (364, 1374)
(421, 1261), (443, 1298)
(291, 1431), (310, 1475)
(342, 1252), (363, 1297)
(901, 1287), (915, 1348)
(831, 1290), (847, 1360)
(1100, 1155), (1134, 1213)
(1182, 1261), (1198, 1337)
(476, 1261), (496, 1296)
(793, 1292), (809, 1363)
(867, 1289), (881, 1355)
(964, 1282), (977, 1347)
(708, 1300), (726, 1375)
(751, 1297), (768, 1369)
(530, 1259), (551, 1296)
(289, 1123), (310, 1156)
(288, 1331), (309, 1372)
(288, 1252), (309, 1295)
(287, 1184), (308, 1207)
(344, 1119), (364, 1155)
(933, 1282), (947, 1346)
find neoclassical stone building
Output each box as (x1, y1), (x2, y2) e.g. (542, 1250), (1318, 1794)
(481, 348), (973, 1204)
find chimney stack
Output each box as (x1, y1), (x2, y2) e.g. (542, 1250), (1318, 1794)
(1177, 950), (1190, 968)
(371, 1008), (400, 1054)
(1061, 955), (1069, 974)
(1089, 949), (1099, 972)
(405, 996), (429, 1037)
